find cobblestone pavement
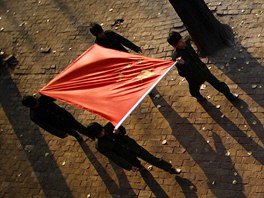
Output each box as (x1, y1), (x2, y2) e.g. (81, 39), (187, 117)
(0, 0), (263, 197)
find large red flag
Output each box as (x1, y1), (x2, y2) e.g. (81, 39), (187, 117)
(40, 44), (175, 127)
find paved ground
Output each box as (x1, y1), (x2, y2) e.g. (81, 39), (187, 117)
(0, 0), (263, 197)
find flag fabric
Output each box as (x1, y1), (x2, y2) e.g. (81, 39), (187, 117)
(39, 44), (175, 127)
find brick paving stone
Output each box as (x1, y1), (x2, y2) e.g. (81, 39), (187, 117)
(1, 0), (264, 197)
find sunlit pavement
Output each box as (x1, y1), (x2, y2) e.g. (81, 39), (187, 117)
(0, 0), (263, 197)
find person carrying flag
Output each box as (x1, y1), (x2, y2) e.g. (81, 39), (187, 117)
(86, 122), (182, 174)
(22, 95), (92, 141)
(90, 22), (142, 53)
(167, 31), (238, 102)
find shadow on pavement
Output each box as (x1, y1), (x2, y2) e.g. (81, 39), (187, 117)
(0, 2), (42, 62)
(0, 67), (73, 197)
(109, 160), (138, 197)
(210, 43), (264, 108)
(52, 0), (94, 41)
(231, 99), (264, 144)
(199, 99), (264, 165)
(175, 176), (198, 198)
(150, 90), (246, 198)
(79, 142), (137, 197)
(140, 169), (170, 198)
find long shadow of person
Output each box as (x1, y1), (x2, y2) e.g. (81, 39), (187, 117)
(0, 66), (73, 197)
(139, 169), (170, 198)
(79, 141), (137, 197)
(175, 176), (198, 198)
(150, 90), (246, 198)
(209, 43), (264, 109)
(230, 99), (264, 144)
(109, 160), (138, 197)
(52, 0), (94, 41)
(198, 100), (264, 165)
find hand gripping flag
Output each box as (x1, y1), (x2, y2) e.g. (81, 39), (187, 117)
(40, 44), (175, 128)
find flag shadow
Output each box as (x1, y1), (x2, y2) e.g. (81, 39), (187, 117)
(150, 90), (246, 198)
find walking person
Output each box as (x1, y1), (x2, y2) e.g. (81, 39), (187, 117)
(167, 31), (238, 101)
(90, 22), (142, 53)
(22, 95), (91, 141)
(86, 122), (182, 174)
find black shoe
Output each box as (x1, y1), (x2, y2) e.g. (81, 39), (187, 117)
(169, 167), (182, 175)
(226, 93), (239, 101)
(196, 96), (206, 102)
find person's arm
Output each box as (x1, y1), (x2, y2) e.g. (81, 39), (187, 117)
(185, 38), (197, 57)
(171, 49), (177, 62)
(171, 50), (187, 77)
(39, 95), (56, 102)
(105, 122), (126, 135)
(110, 31), (142, 53)
(113, 125), (126, 135)
(184, 39), (208, 69)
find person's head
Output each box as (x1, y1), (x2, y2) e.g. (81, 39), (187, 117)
(167, 31), (185, 49)
(89, 22), (104, 37)
(22, 96), (38, 108)
(86, 122), (104, 140)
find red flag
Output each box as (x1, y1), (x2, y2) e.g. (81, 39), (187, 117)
(40, 44), (174, 127)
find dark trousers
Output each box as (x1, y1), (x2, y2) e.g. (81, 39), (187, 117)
(136, 147), (172, 172)
(188, 74), (231, 98)
(127, 139), (172, 172)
